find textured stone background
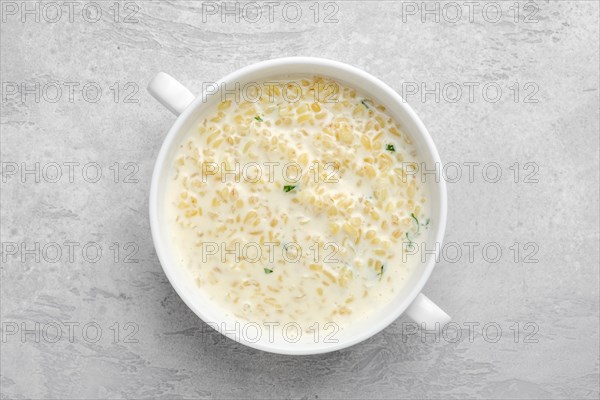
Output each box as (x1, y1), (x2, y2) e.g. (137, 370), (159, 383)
(1, 1), (599, 399)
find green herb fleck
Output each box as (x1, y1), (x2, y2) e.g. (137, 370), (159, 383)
(254, 115), (263, 122)
(377, 264), (385, 280)
(411, 213), (420, 234)
(360, 99), (370, 109)
(264, 268), (273, 274)
(405, 232), (415, 251)
(405, 214), (428, 253)
(386, 144), (396, 152)
(283, 185), (296, 193)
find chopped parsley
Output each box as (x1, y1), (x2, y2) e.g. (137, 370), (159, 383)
(386, 144), (396, 152)
(404, 214), (431, 254)
(405, 232), (415, 251)
(411, 213), (420, 234)
(283, 185), (296, 192)
(360, 99), (370, 109)
(377, 264), (385, 280)
(411, 213), (431, 230)
(264, 268), (273, 274)
(254, 115), (263, 122)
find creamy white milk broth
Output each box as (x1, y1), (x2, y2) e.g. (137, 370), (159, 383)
(166, 75), (429, 335)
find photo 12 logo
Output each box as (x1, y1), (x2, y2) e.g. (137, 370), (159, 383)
(401, 321), (540, 344)
(201, 320), (340, 344)
(1, 81), (139, 104)
(1, 1), (140, 24)
(399, 81), (540, 104)
(400, 1), (540, 24)
(198, 241), (340, 265)
(201, 80), (341, 104)
(1, 241), (140, 264)
(198, 1), (340, 24)
(197, 161), (339, 184)
(1, 161), (140, 184)
(1, 321), (140, 344)
(401, 241), (540, 265)
(401, 161), (540, 184)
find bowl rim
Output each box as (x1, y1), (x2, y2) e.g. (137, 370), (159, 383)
(149, 56), (448, 355)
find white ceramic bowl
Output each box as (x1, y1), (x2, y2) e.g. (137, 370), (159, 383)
(148, 57), (450, 355)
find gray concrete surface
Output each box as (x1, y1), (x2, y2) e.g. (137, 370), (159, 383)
(1, 1), (599, 399)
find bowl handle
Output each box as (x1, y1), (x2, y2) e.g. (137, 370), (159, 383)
(405, 293), (450, 329)
(147, 72), (195, 116)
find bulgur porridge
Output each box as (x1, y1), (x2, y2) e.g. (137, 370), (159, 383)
(166, 76), (429, 335)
